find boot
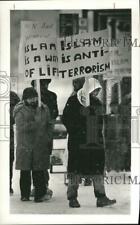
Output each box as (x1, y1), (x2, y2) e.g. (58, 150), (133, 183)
(97, 196), (116, 207)
(34, 194), (46, 203)
(31, 187), (53, 199)
(45, 187), (53, 200)
(21, 196), (30, 201)
(69, 199), (80, 208)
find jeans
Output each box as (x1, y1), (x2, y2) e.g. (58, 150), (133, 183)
(67, 174), (106, 200)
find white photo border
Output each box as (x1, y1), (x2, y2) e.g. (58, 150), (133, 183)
(0, 0), (139, 224)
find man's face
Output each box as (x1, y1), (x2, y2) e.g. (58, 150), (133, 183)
(90, 88), (101, 97)
(73, 79), (85, 92)
(26, 97), (38, 108)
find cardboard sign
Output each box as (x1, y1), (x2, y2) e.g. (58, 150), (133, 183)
(19, 26), (110, 80)
(109, 32), (131, 77)
(24, 37), (58, 80)
(18, 20), (57, 78)
(20, 20), (57, 39)
(57, 29), (110, 79)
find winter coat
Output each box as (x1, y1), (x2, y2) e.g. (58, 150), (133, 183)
(62, 94), (105, 175)
(13, 102), (53, 171)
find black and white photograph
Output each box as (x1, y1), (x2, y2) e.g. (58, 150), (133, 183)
(0, 0), (140, 224)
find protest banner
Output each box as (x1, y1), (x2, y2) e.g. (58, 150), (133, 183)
(57, 29), (110, 79)
(109, 32), (131, 77)
(18, 20), (58, 106)
(19, 21), (57, 75)
(24, 36), (58, 80)
(19, 27), (110, 81)
(19, 28), (110, 105)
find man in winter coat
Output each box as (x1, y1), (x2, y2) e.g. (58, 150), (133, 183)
(62, 78), (116, 208)
(10, 91), (20, 194)
(69, 77), (92, 186)
(31, 79), (58, 196)
(13, 87), (53, 202)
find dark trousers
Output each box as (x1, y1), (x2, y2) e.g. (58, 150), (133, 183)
(67, 174), (106, 200)
(10, 131), (14, 191)
(20, 170), (46, 200)
(10, 155), (14, 190)
(33, 170), (50, 187)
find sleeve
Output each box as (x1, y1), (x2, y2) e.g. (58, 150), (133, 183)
(10, 93), (20, 126)
(62, 97), (82, 135)
(46, 106), (53, 142)
(14, 94), (20, 105)
(15, 111), (37, 133)
(52, 93), (59, 120)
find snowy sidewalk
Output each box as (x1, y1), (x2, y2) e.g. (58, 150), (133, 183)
(10, 169), (130, 214)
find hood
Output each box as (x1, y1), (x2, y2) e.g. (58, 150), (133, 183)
(77, 78), (102, 107)
(13, 101), (24, 118)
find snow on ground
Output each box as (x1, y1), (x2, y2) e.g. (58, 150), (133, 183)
(10, 168), (130, 214)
